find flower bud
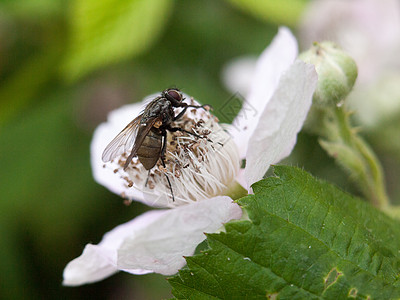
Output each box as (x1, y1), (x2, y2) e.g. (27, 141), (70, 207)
(299, 42), (358, 107)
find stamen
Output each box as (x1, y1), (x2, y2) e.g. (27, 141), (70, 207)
(104, 104), (240, 208)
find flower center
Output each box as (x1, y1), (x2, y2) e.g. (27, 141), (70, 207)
(109, 103), (239, 208)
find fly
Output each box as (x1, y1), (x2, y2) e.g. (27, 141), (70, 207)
(102, 88), (211, 201)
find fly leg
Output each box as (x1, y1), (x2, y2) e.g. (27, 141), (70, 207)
(167, 126), (214, 143)
(160, 130), (175, 202)
(173, 104), (211, 121)
(144, 170), (151, 187)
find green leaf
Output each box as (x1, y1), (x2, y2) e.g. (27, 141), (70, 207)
(169, 166), (400, 299)
(62, 0), (173, 81)
(224, 0), (308, 26)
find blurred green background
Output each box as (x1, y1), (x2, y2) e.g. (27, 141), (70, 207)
(1, 0), (399, 299)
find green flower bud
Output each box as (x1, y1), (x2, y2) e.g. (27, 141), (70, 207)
(299, 42), (358, 107)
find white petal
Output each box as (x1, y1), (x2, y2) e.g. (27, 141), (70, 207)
(63, 210), (165, 286)
(91, 101), (148, 203)
(229, 27), (298, 158)
(117, 196), (242, 275)
(222, 56), (257, 96)
(244, 60), (318, 189)
(63, 197), (241, 285)
(235, 168), (246, 190)
(63, 244), (119, 286)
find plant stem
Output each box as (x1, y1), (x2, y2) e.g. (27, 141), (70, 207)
(319, 105), (389, 208)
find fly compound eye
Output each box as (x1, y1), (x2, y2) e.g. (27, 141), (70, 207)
(166, 89), (183, 102)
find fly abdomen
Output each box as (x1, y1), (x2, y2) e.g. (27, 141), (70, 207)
(137, 129), (162, 170)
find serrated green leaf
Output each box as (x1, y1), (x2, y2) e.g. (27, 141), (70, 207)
(63, 0), (173, 81)
(169, 166), (400, 299)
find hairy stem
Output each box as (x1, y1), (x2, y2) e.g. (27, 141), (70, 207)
(319, 105), (389, 208)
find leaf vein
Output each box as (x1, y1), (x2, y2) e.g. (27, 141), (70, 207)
(211, 235), (324, 299)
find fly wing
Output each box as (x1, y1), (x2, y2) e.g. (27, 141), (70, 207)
(122, 116), (162, 170)
(102, 115), (142, 162)
(130, 116), (162, 157)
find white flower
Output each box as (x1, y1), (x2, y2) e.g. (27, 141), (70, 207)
(91, 95), (240, 207)
(63, 27), (317, 286)
(298, 0), (400, 127)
